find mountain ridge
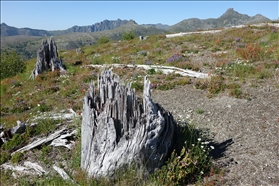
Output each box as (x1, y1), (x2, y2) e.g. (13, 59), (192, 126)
(0, 8), (274, 60)
(168, 8), (271, 32)
(1, 8), (272, 37)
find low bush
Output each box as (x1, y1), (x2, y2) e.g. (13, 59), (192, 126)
(98, 36), (110, 44)
(122, 31), (135, 41)
(147, 68), (156, 75)
(0, 50), (26, 80)
(236, 43), (265, 62)
(153, 124), (213, 185)
(194, 75), (226, 96)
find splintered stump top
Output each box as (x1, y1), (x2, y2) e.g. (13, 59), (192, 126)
(30, 36), (65, 79)
(81, 70), (178, 177)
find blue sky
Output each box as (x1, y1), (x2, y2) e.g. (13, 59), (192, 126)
(1, 1), (278, 31)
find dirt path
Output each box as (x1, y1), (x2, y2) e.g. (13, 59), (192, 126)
(152, 83), (279, 185)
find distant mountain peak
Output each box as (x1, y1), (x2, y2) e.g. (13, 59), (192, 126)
(221, 8), (241, 17)
(128, 19), (137, 24)
(169, 8), (270, 32)
(226, 8), (235, 12)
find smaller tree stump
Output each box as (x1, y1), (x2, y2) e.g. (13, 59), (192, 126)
(30, 36), (65, 79)
(81, 70), (178, 177)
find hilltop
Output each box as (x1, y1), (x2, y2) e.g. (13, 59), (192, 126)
(168, 8), (270, 32)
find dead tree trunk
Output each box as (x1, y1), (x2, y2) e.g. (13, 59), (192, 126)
(30, 36), (65, 79)
(81, 70), (178, 177)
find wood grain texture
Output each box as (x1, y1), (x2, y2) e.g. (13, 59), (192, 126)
(81, 70), (178, 177)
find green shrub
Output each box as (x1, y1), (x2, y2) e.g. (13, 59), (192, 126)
(122, 31), (135, 41)
(194, 75), (226, 96)
(0, 50), (26, 80)
(147, 68), (156, 75)
(153, 124), (212, 185)
(98, 36), (110, 44)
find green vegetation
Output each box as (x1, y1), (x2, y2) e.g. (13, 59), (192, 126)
(0, 151), (11, 164)
(195, 109), (205, 114)
(0, 50), (26, 80)
(98, 36), (110, 44)
(2, 134), (26, 151)
(11, 152), (24, 164)
(194, 75), (226, 97)
(0, 24), (278, 185)
(153, 124), (213, 185)
(0, 118), (61, 165)
(121, 31), (135, 41)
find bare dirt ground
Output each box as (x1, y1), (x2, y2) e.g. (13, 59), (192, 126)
(152, 80), (279, 185)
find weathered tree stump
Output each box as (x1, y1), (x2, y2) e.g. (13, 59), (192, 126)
(81, 70), (178, 177)
(30, 36), (65, 79)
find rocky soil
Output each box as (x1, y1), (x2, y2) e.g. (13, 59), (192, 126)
(152, 81), (279, 185)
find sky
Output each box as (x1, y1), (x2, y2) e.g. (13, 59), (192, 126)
(1, 1), (278, 31)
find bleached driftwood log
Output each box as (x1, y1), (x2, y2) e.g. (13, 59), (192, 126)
(11, 128), (74, 155)
(30, 36), (65, 79)
(81, 70), (178, 177)
(1, 161), (48, 178)
(83, 64), (210, 78)
(53, 165), (73, 182)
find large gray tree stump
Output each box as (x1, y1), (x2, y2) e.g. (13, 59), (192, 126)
(30, 36), (65, 79)
(81, 70), (178, 177)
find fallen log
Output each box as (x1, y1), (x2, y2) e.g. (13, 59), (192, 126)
(1, 161), (48, 178)
(11, 128), (67, 155)
(81, 70), (178, 177)
(50, 130), (77, 149)
(53, 165), (73, 182)
(83, 64), (210, 78)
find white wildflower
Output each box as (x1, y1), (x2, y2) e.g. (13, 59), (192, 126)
(197, 138), (201, 141)
(37, 104), (40, 107)
(201, 145), (204, 149)
(210, 146), (215, 149)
